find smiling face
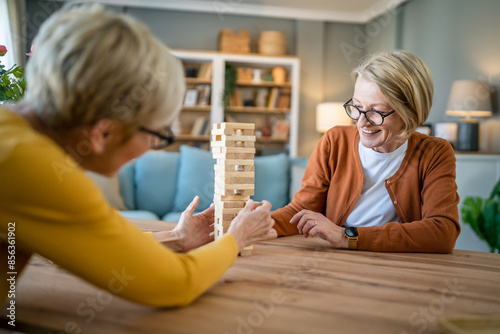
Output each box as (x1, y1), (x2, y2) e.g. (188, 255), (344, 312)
(352, 75), (406, 153)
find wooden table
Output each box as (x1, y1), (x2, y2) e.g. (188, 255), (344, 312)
(2, 219), (500, 334)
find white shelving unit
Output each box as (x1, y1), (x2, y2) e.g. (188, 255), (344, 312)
(171, 49), (300, 157)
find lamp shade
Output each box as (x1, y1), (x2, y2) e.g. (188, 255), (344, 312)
(446, 80), (492, 117)
(316, 102), (352, 133)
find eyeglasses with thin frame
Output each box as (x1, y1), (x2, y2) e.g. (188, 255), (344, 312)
(139, 126), (175, 150)
(343, 98), (396, 126)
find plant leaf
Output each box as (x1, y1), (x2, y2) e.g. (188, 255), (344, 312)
(462, 196), (485, 240)
(490, 179), (500, 200)
(483, 200), (498, 252)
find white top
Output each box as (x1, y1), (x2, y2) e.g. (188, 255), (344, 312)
(344, 140), (408, 228)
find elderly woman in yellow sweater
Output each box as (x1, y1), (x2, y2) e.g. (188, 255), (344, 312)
(272, 51), (460, 253)
(0, 4), (276, 307)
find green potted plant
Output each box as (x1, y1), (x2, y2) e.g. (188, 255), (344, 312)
(461, 179), (500, 253)
(0, 44), (26, 102)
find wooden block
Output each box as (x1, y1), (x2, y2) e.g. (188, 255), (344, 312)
(215, 170), (255, 178)
(218, 122), (255, 130)
(214, 194), (250, 202)
(216, 159), (254, 166)
(211, 128), (234, 136)
(240, 245), (253, 257)
(214, 164), (255, 172)
(211, 140), (256, 148)
(215, 176), (255, 185)
(215, 207), (242, 215)
(212, 135), (256, 142)
(212, 147), (256, 154)
(212, 153), (254, 160)
(213, 200), (246, 208)
(215, 184), (254, 196)
(215, 211), (237, 222)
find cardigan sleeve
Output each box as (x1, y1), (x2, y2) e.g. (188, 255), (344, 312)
(272, 134), (332, 236)
(0, 136), (238, 307)
(357, 139), (461, 253)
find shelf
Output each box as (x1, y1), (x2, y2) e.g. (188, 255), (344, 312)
(256, 136), (289, 143)
(225, 106), (291, 114)
(175, 134), (210, 142)
(236, 80), (292, 88)
(181, 105), (211, 111)
(185, 78), (212, 85)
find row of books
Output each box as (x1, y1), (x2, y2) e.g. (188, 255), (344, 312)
(197, 63), (212, 79)
(191, 117), (210, 136)
(228, 87), (291, 109)
(184, 85), (211, 106)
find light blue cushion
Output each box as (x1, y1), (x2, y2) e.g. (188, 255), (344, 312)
(118, 160), (136, 210)
(174, 145), (215, 212)
(119, 210), (160, 221)
(134, 151), (180, 216)
(162, 211), (183, 223)
(253, 153), (290, 210)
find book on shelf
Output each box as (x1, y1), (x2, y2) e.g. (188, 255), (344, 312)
(196, 84), (211, 106)
(267, 87), (280, 108)
(191, 117), (209, 136)
(197, 63), (212, 80)
(183, 89), (198, 106)
(277, 87), (291, 109)
(230, 89), (243, 107)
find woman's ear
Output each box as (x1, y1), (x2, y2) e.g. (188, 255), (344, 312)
(88, 119), (120, 154)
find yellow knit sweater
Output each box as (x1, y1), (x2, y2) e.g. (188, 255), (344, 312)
(0, 107), (238, 306)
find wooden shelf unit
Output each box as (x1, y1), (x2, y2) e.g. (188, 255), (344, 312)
(171, 50), (300, 157)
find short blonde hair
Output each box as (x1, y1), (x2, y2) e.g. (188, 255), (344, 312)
(353, 50), (433, 140)
(23, 4), (185, 138)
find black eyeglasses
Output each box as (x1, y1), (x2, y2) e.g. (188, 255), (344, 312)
(139, 126), (175, 150)
(343, 98), (396, 126)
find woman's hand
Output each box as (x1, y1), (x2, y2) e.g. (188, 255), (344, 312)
(227, 200), (277, 252)
(153, 196), (214, 252)
(290, 210), (348, 249)
(172, 196), (215, 252)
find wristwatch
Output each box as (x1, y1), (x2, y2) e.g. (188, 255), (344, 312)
(343, 227), (359, 250)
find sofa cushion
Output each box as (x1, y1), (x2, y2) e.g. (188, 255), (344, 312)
(162, 211), (183, 223)
(135, 151), (180, 216)
(118, 160), (136, 210)
(119, 210), (160, 221)
(253, 153), (290, 210)
(174, 145), (215, 212)
(289, 157), (308, 200)
(86, 171), (127, 210)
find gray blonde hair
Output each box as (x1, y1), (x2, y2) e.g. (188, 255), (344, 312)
(353, 50), (433, 140)
(23, 3), (185, 138)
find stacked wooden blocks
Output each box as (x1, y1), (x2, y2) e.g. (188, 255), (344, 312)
(211, 122), (256, 256)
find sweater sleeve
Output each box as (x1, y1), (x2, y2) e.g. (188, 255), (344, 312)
(0, 139), (238, 307)
(272, 134), (332, 236)
(357, 140), (461, 253)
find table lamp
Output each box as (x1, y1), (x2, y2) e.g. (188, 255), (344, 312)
(445, 80), (492, 151)
(316, 102), (352, 133)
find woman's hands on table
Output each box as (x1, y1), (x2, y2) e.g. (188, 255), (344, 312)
(290, 210), (348, 249)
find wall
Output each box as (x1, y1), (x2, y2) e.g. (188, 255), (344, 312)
(398, 0), (500, 147)
(23, 0), (500, 155)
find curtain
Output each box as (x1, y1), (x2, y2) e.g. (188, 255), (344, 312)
(6, 0), (26, 67)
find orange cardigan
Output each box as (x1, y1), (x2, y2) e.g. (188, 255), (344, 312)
(272, 126), (460, 253)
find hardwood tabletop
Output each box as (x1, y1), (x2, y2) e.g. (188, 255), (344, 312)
(2, 219), (500, 334)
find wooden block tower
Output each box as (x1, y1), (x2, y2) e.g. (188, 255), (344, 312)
(211, 122), (256, 256)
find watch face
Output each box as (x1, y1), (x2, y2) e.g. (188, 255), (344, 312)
(345, 227), (358, 238)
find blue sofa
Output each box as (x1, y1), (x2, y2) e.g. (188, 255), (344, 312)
(117, 145), (308, 222)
